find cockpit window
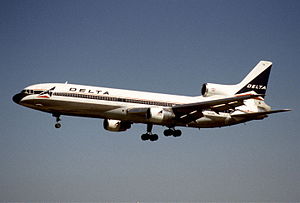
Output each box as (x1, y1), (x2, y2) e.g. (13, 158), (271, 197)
(34, 90), (43, 94)
(21, 89), (32, 94)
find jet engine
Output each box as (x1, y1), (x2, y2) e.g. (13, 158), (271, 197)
(103, 119), (131, 132)
(201, 83), (235, 97)
(148, 107), (175, 123)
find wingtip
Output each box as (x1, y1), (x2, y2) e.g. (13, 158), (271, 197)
(271, 109), (292, 113)
(282, 109), (292, 112)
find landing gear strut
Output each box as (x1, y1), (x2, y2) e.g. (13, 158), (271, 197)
(141, 123), (158, 141)
(53, 114), (61, 128)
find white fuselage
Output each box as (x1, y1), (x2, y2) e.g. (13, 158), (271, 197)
(15, 83), (266, 129)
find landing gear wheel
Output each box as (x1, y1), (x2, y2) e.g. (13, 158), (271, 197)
(55, 123), (61, 128)
(173, 130), (182, 137)
(149, 134), (159, 141)
(141, 133), (149, 141)
(141, 133), (159, 141)
(164, 128), (182, 137)
(141, 124), (159, 142)
(53, 114), (61, 129)
(164, 129), (173, 136)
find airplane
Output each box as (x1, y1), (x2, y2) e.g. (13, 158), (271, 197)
(13, 61), (290, 141)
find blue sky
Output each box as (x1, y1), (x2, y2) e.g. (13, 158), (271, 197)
(1, 0), (299, 201)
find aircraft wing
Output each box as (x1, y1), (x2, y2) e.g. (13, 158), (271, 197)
(172, 94), (263, 122)
(231, 109), (291, 119)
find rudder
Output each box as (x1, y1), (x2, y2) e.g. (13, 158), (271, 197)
(235, 61), (272, 95)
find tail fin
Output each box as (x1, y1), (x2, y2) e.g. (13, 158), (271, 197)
(235, 61), (272, 95)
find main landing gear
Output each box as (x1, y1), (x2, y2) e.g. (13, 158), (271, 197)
(53, 114), (61, 128)
(141, 123), (159, 141)
(164, 128), (182, 137)
(141, 124), (182, 141)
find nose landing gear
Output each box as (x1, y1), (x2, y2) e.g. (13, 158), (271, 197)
(53, 114), (61, 128)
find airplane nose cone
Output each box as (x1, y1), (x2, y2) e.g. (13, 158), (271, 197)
(12, 93), (25, 104)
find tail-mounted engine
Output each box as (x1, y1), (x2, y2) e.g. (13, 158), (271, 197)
(201, 83), (236, 97)
(103, 119), (131, 132)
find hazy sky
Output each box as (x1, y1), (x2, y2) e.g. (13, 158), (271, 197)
(1, 0), (299, 201)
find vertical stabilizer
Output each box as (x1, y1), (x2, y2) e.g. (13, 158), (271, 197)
(235, 61), (272, 95)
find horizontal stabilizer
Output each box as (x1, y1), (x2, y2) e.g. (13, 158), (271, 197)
(232, 109), (291, 119)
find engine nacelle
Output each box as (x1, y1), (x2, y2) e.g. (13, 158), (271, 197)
(201, 83), (235, 97)
(148, 107), (175, 123)
(103, 119), (131, 132)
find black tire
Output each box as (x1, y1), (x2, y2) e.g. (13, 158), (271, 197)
(164, 129), (173, 136)
(55, 123), (61, 128)
(173, 130), (182, 137)
(150, 134), (159, 141)
(141, 133), (149, 141)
